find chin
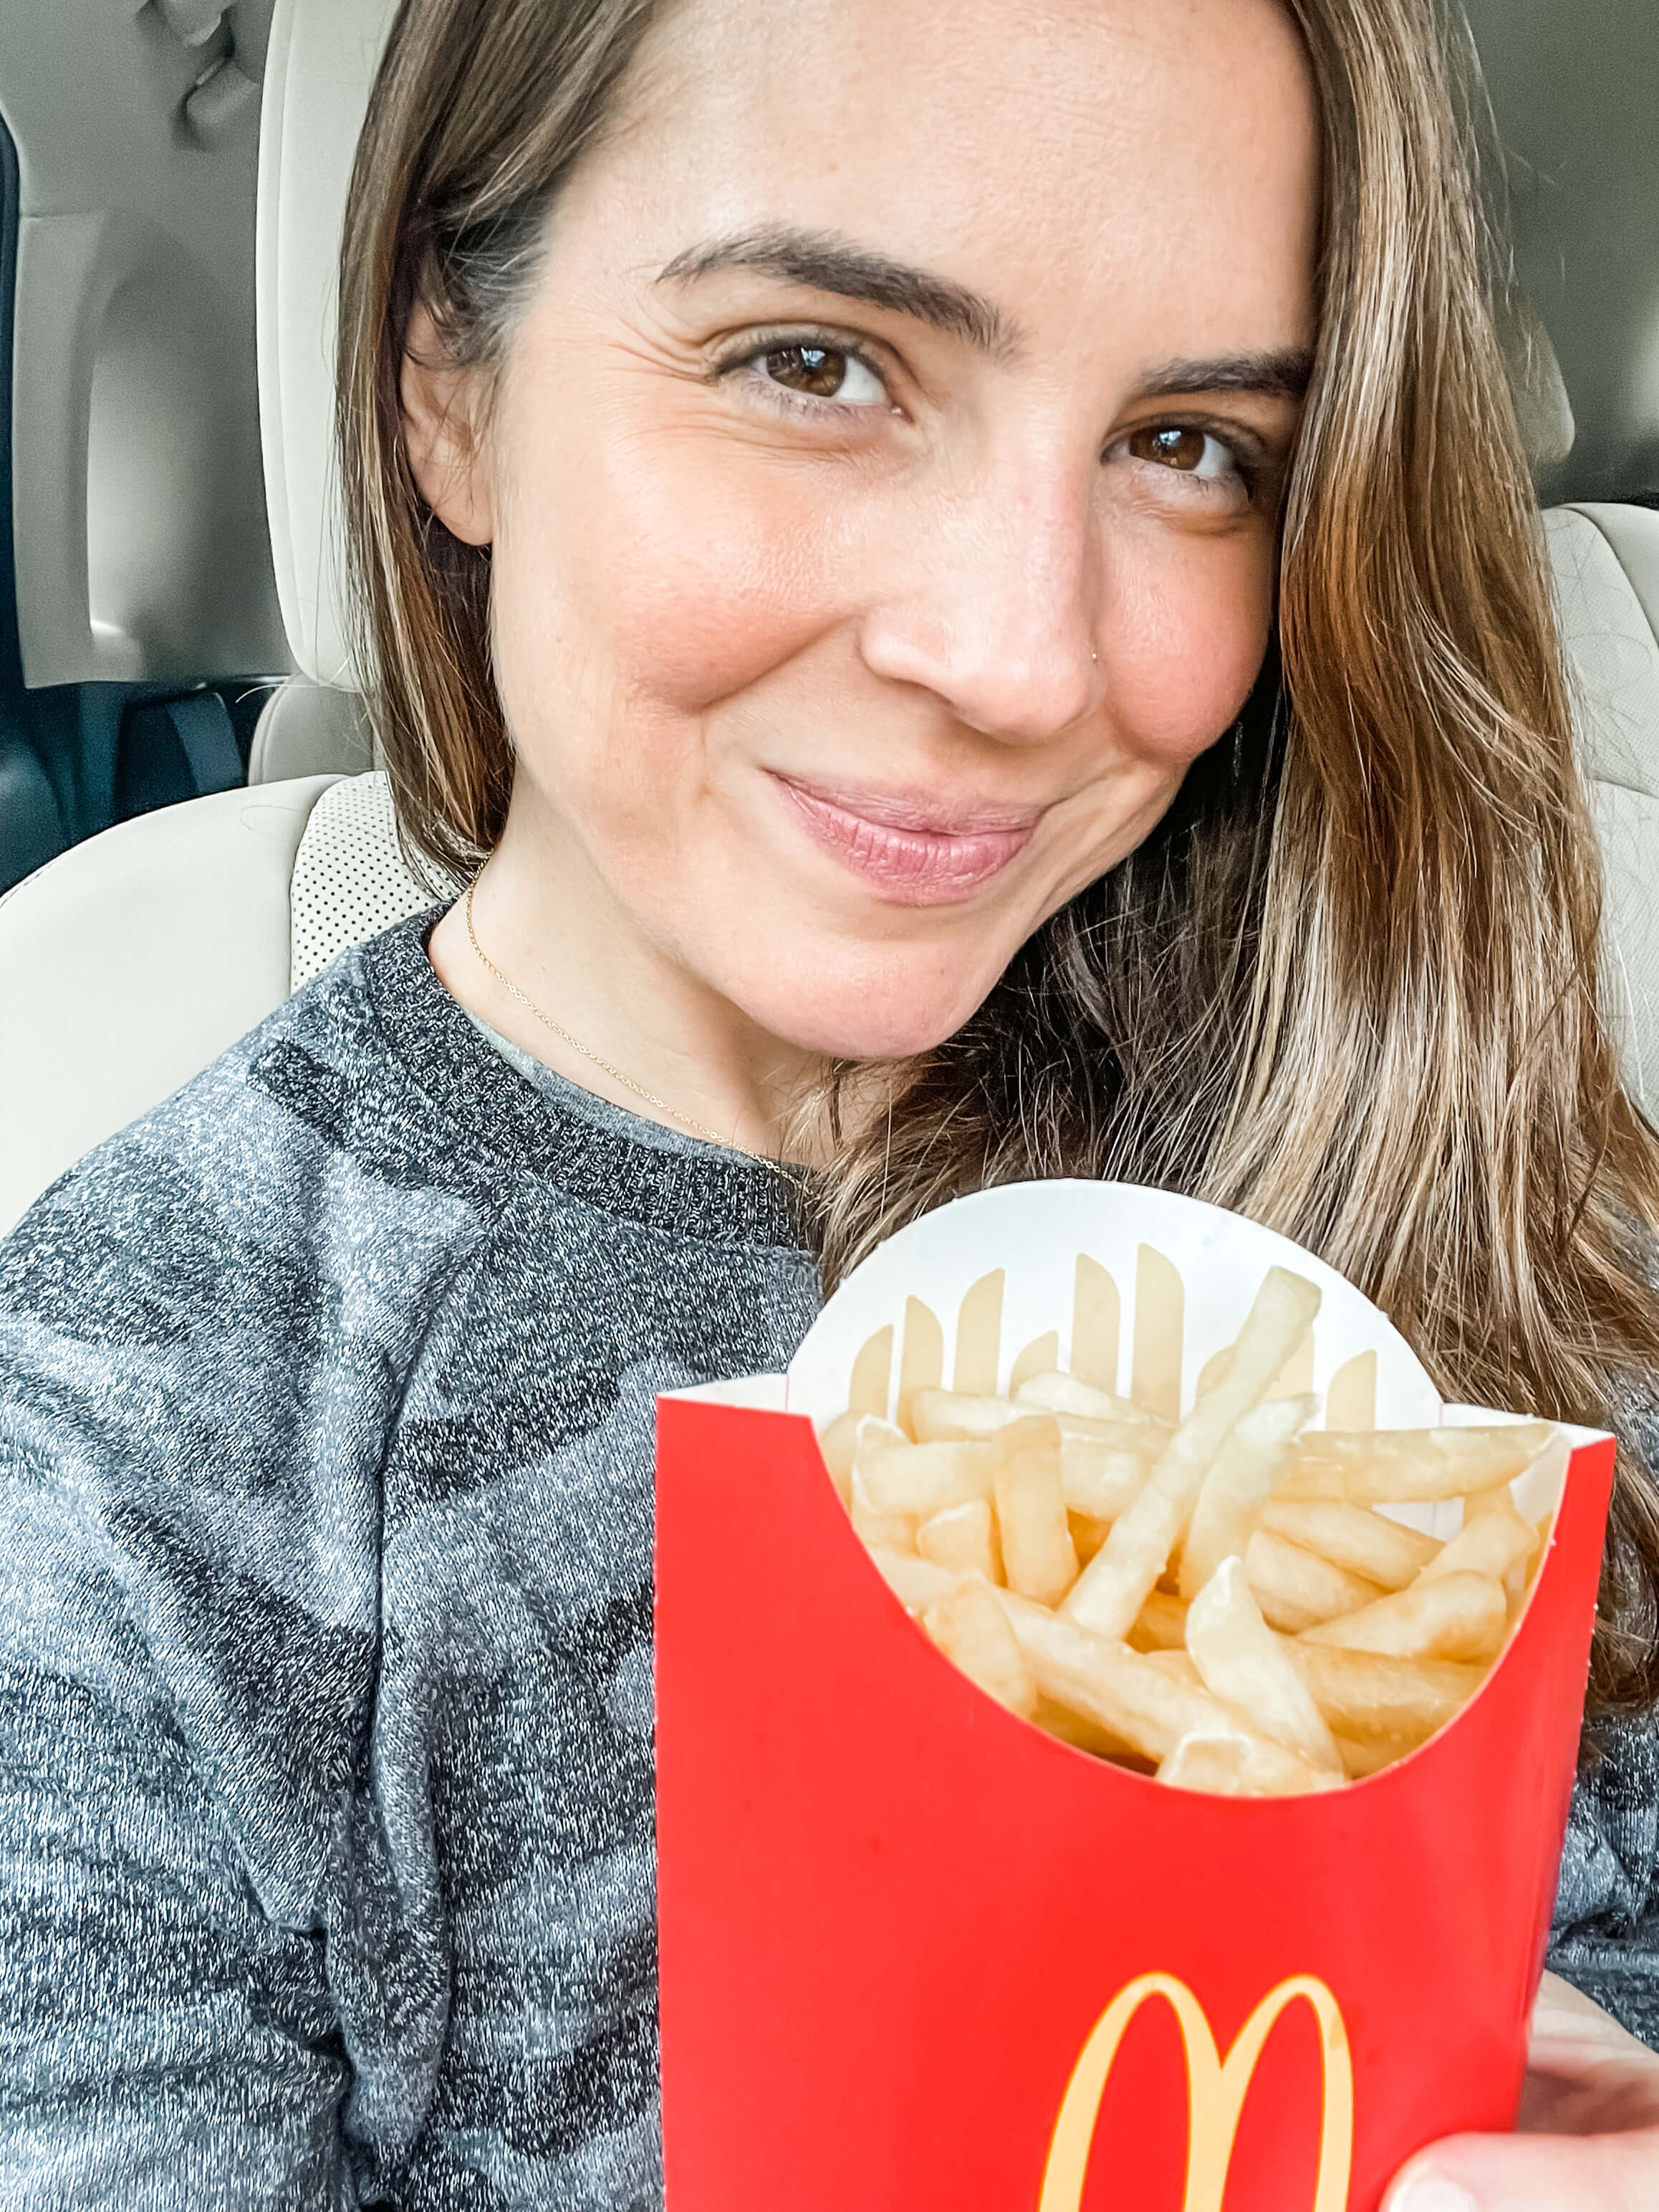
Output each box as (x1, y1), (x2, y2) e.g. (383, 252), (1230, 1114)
(733, 960), (996, 1064)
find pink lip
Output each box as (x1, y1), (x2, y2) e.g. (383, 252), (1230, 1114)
(774, 776), (1041, 905)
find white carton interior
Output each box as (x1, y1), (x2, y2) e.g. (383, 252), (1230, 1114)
(672, 1183), (1599, 1537)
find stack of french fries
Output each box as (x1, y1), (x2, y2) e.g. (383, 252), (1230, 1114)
(817, 1266), (1557, 1794)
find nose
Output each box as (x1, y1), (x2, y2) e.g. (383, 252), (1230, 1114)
(856, 458), (1100, 744)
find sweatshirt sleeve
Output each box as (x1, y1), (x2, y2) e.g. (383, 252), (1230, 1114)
(0, 1037), (479, 2207)
(1549, 1717), (1659, 2050)
(0, 1473), (355, 2204)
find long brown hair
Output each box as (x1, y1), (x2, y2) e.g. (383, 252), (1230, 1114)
(338, 0), (1659, 1719)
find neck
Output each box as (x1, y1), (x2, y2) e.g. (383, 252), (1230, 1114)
(426, 787), (835, 1165)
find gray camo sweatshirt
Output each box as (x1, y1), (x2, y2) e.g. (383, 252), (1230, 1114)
(0, 906), (1655, 2210)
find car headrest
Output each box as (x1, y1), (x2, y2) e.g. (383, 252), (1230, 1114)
(1499, 289), (1577, 478)
(257, 0), (399, 688)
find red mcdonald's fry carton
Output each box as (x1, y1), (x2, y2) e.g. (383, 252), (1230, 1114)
(654, 1182), (1615, 2212)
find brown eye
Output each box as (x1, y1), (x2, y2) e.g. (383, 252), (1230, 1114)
(749, 342), (887, 408)
(1129, 425), (1211, 472)
(763, 343), (852, 398)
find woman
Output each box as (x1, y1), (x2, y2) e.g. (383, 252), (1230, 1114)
(2, 0), (1658, 2203)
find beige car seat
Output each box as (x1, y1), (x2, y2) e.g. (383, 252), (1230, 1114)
(1549, 503), (1659, 1110)
(3, 0), (1659, 1239)
(246, 0), (396, 784)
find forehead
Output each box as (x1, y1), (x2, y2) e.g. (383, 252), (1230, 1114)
(597, 0), (1320, 349)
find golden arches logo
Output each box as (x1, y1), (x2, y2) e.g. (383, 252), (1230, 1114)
(1039, 1973), (1353, 2212)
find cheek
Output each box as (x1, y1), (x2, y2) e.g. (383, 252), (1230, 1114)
(496, 398), (850, 717)
(1097, 526), (1277, 761)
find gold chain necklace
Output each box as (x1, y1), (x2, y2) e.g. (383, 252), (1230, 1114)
(464, 877), (731, 1150)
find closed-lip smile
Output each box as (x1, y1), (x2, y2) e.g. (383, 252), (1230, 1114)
(772, 775), (1044, 905)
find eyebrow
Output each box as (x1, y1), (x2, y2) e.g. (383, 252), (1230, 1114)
(657, 224), (1019, 357)
(1136, 350), (1315, 403)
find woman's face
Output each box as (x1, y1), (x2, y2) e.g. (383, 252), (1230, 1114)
(418, 0), (1320, 1062)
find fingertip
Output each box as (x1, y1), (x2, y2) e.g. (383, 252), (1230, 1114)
(1383, 2172), (1481, 2212)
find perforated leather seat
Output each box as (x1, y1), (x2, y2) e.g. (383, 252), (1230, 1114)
(2, 0), (1659, 1239)
(0, 771), (443, 1229)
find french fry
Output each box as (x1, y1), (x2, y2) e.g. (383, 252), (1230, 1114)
(1203, 1267), (1324, 1401)
(856, 1414), (908, 1450)
(1180, 1395), (1314, 1600)
(994, 1590), (1338, 1793)
(917, 1498), (1004, 1585)
(1244, 1529), (1385, 1633)
(1280, 1644), (1486, 1741)
(1069, 1511), (1112, 1566)
(858, 1438), (998, 1519)
(999, 1592), (1213, 1758)
(1060, 1435), (1153, 1522)
(1257, 1497), (1443, 1592)
(1186, 1557), (1342, 1773)
(1332, 1731), (1423, 1780)
(922, 1579), (1037, 1717)
(914, 1379), (1165, 1468)
(1059, 1468), (1191, 1642)
(816, 1410), (862, 1506)
(1059, 1415), (1169, 1455)
(867, 1546), (962, 1613)
(1157, 1731), (1253, 1794)
(850, 1473), (918, 1553)
(908, 1388), (1024, 1443)
(1062, 1268), (1322, 1640)
(1299, 1569), (1508, 1663)
(835, 1249), (1567, 1794)
(993, 1418), (1079, 1607)
(1276, 1423), (1556, 1504)
(1473, 1479), (1531, 1525)
(1514, 1511), (1554, 1621)
(1466, 1478), (1539, 1526)
(1033, 1697), (1153, 1766)
(1014, 1371), (1157, 1425)
(1491, 1491), (1540, 1622)
(1416, 1510), (1536, 1587)
(851, 1416), (909, 1471)
(1127, 1590), (1189, 1653)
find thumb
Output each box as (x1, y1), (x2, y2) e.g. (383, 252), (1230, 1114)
(1385, 2125), (1659, 2212)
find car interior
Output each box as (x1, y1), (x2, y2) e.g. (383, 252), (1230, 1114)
(0, 0), (1655, 1239)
